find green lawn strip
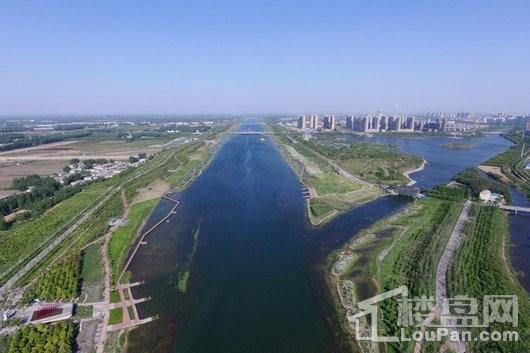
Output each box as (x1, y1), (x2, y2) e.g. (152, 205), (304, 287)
(75, 305), (93, 319)
(108, 198), (159, 281)
(165, 159), (201, 187)
(110, 290), (121, 304)
(81, 243), (104, 285)
(108, 308), (123, 325)
(127, 306), (135, 320)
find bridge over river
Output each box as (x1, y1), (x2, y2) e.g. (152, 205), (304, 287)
(500, 205), (530, 213)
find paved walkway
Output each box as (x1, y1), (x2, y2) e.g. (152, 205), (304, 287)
(435, 200), (471, 353)
(96, 191), (129, 353)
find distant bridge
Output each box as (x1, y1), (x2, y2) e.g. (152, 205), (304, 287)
(499, 205), (530, 213)
(229, 131), (275, 135)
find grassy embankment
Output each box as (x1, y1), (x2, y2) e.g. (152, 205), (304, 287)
(483, 131), (530, 198)
(448, 204), (530, 353)
(108, 198), (158, 283)
(270, 124), (384, 225)
(328, 187), (467, 353)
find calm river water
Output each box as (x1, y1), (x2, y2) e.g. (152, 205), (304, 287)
(126, 124), (528, 353)
(126, 121), (407, 353)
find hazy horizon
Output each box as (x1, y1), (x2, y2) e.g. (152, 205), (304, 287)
(1, 1), (529, 115)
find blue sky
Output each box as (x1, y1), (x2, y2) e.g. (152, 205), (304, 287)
(1, 1), (529, 115)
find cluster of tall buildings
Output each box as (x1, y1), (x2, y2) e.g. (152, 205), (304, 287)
(345, 113), (447, 133)
(297, 114), (336, 130)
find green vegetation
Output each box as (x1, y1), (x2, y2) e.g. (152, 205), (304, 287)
(308, 173), (361, 194)
(441, 142), (473, 149)
(426, 185), (468, 201)
(448, 205), (530, 352)
(108, 198), (158, 281)
(379, 199), (462, 353)
(127, 306), (136, 320)
(22, 256), (80, 302)
(7, 322), (77, 353)
(80, 244), (104, 285)
(0, 175), (85, 220)
(300, 138), (422, 184)
(110, 290), (121, 303)
(0, 131), (92, 152)
(74, 305), (93, 319)
(484, 138), (530, 198)
(176, 226), (201, 293)
(1, 125), (228, 299)
(455, 168), (511, 202)
(270, 124), (383, 224)
(328, 197), (462, 353)
(108, 308), (123, 325)
(0, 183), (108, 284)
(309, 198), (334, 218)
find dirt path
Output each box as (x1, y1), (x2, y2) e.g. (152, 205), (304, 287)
(96, 191), (130, 353)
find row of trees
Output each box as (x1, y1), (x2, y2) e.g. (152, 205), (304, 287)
(7, 322), (77, 353)
(0, 175), (85, 220)
(427, 185), (468, 201)
(23, 256), (81, 302)
(0, 131), (92, 152)
(448, 205), (530, 352)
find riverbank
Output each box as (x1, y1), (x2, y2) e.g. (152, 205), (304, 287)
(403, 158), (426, 186)
(99, 125), (234, 353)
(327, 192), (466, 353)
(269, 124), (421, 225)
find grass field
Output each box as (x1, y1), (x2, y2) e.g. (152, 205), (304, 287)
(108, 198), (159, 281)
(309, 173), (361, 194)
(110, 290), (121, 304)
(108, 308), (123, 325)
(81, 243), (104, 285)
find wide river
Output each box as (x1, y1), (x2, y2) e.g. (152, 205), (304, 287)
(126, 121), (529, 352)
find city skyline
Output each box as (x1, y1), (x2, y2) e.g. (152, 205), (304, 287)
(1, 1), (530, 115)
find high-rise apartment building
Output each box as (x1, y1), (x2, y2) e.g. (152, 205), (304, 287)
(309, 115), (319, 130)
(323, 115), (336, 130)
(297, 115), (307, 129)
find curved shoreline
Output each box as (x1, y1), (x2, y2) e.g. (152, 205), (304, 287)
(404, 158), (426, 186)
